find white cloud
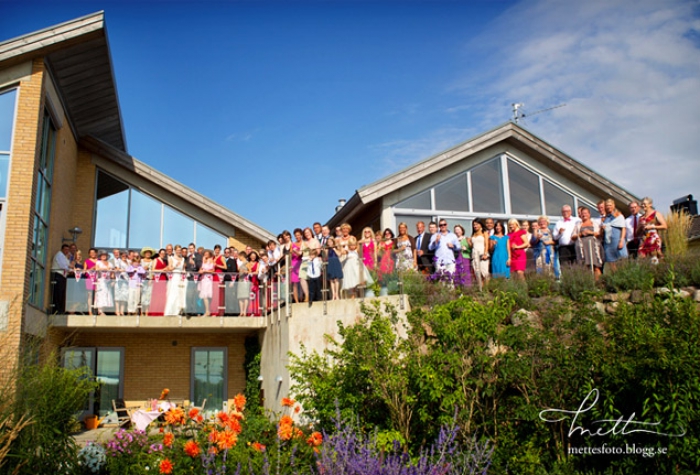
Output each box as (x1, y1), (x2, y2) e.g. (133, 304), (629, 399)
(462, 0), (700, 211)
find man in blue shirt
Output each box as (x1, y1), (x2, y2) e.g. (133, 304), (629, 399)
(429, 219), (461, 273)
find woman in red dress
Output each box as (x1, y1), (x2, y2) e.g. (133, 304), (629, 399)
(377, 228), (395, 283)
(507, 218), (528, 279)
(212, 244), (227, 316)
(638, 197), (667, 263)
(247, 251), (261, 316)
(150, 248), (169, 316)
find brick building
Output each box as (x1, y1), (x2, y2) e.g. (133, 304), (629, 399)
(0, 13), (275, 418)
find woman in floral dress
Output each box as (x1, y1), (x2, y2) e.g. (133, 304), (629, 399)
(638, 197), (667, 263)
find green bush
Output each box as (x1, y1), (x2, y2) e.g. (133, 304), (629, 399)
(7, 354), (97, 475)
(559, 263), (601, 301)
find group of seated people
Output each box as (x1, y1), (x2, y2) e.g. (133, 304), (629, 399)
(51, 196), (667, 314)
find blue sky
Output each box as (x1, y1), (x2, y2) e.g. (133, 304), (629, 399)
(1, 0), (699, 234)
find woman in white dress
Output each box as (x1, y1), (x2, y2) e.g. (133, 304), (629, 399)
(113, 251), (130, 316)
(94, 250), (114, 315)
(470, 219), (490, 291)
(164, 244), (186, 316)
(394, 222), (415, 271)
(342, 237), (374, 298)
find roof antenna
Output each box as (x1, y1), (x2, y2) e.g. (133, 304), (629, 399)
(511, 103), (566, 124)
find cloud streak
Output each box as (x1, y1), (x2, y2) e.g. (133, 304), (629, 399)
(463, 0), (700, 210)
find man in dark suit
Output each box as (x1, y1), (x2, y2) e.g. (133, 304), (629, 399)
(185, 242), (202, 315)
(415, 220), (435, 274)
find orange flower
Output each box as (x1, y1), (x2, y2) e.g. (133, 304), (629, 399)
(230, 409), (245, 421)
(208, 446), (218, 455)
(163, 432), (174, 448)
(184, 440), (201, 458)
(216, 429), (238, 450)
(208, 429), (219, 444)
(306, 431), (323, 447)
(164, 407), (185, 425)
(252, 441), (266, 452)
(294, 406), (301, 414)
(159, 458), (174, 474)
(216, 411), (230, 426)
(233, 393), (246, 412)
(226, 417), (242, 435)
(196, 414), (204, 423)
(279, 415), (293, 426)
(281, 397), (296, 407)
(188, 408), (199, 419)
(159, 388), (170, 400)
(293, 427), (304, 439)
(278, 423), (294, 440)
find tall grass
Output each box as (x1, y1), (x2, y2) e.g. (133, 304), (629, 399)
(664, 210), (692, 258)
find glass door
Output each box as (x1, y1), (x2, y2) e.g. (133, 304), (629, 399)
(61, 347), (124, 418)
(191, 348), (227, 412)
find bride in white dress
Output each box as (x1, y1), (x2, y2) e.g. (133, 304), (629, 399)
(164, 245), (186, 315)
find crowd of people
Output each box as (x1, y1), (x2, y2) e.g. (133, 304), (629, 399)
(51, 196), (668, 315)
(51, 243), (273, 317)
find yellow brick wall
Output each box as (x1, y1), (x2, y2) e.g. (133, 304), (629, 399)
(229, 229), (266, 252)
(0, 59), (45, 364)
(71, 149), (97, 251)
(66, 331), (249, 404)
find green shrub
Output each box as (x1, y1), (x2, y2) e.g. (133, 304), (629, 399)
(525, 271), (556, 298)
(7, 354), (97, 475)
(600, 259), (656, 292)
(559, 263), (601, 301)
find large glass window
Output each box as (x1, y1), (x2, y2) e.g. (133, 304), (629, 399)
(191, 348), (227, 411)
(543, 180), (575, 216)
(434, 173), (469, 212)
(93, 170), (227, 250)
(394, 214), (434, 236)
(508, 159), (541, 216)
(196, 223), (227, 250)
(395, 189), (431, 210)
(0, 89), (16, 153)
(471, 158), (504, 214)
(94, 173), (129, 248)
(163, 206), (194, 247)
(29, 112), (56, 308)
(129, 189), (162, 249)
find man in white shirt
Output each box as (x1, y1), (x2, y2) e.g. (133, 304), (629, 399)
(51, 244), (72, 314)
(429, 219), (461, 273)
(626, 201), (641, 259)
(553, 205), (581, 267)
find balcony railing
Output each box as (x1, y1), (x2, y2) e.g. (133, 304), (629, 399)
(50, 254), (408, 319)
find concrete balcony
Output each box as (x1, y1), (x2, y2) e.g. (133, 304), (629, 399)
(49, 313), (268, 333)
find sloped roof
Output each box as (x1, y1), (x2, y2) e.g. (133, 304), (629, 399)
(0, 12), (127, 151)
(81, 136), (275, 242)
(328, 122), (638, 226)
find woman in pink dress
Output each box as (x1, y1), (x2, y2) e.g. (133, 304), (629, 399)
(84, 248), (98, 316)
(198, 250), (215, 317)
(359, 227), (376, 271)
(290, 228), (304, 303)
(507, 218), (528, 279)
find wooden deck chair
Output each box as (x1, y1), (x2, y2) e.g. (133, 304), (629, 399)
(112, 398), (131, 428)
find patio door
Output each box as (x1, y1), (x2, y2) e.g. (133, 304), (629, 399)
(191, 347), (227, 412)
(61, 347), (124, 418)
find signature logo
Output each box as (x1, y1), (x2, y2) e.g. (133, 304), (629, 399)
(539, 389), (686, 438)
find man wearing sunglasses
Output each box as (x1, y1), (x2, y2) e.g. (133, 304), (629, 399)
(428, 220), (461, 273)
